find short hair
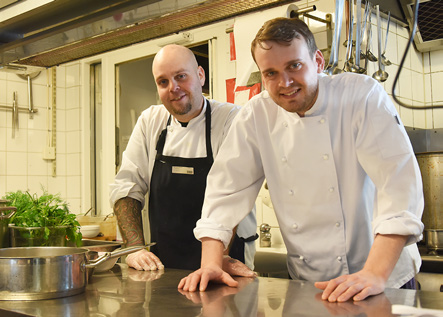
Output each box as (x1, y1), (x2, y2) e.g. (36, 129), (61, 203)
(251, 18), (318, 62)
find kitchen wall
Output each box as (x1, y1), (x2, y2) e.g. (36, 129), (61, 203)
(1, 1), (443, 222)
(0, 64), (82, 212)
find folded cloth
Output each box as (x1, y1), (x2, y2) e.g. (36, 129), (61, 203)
(391, 304), (443, 316)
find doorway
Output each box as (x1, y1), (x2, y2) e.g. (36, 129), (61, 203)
(114, 41), (210, 240)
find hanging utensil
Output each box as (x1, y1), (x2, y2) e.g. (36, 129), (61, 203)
(381, 11), (392, 66)
(343, 0), (351, 71)
(372, 5), (389, 82)
(365, 4), (378, 63)
(344, 0), (357, 72)
(359, 1), (371, 74)
(353, 0), (364, 73)
(332, 0), (345, 75)
(324, 0), (345, 75)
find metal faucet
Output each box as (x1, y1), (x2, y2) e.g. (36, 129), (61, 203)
(260, 223), (272, 247)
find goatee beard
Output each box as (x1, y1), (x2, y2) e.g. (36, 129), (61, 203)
(172, 101), (193, 116)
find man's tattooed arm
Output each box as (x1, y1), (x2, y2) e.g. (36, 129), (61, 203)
(114, 197), (144, 247)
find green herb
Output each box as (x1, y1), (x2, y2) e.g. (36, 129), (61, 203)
(3, 190), (82, 246)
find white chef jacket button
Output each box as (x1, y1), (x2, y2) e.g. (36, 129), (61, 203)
(319, 118), (325, 124)
(292, 223), (298, 229)
(281, 156), (287, 163)
(335, 222), (340, 227)
(323, 154), (329, 160)
(329, 187), (334, 192)
(288, 189), (294, 196)
(337, 256), (342, 261)
(283, 122), (288, 127)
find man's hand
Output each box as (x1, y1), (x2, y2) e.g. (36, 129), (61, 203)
(178, 264), (238, 292)
(314, 269), (386, 302)
(315, 234), (409, 302)
(125, 249), (164, 271)
(222, 256), (256, 277)
(315, 291), (393, 316)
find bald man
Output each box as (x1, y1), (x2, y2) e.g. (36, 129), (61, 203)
(110, 45), (257, 274)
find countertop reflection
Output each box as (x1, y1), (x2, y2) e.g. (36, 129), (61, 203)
(0, 263), (442, 316)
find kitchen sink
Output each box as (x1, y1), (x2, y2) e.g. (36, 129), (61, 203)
(254, 248), (288, 279)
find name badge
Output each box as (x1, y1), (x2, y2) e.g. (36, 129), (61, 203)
(172, 166), (194, 175)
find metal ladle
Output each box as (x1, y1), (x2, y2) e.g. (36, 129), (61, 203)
(381, 11), (392, 66)
(344, 0), (357, 72)
(357, 1), (371, 74)
(365, 6), (378, 63)
(372, 5), (389, 82)
(352, 0), (364, 73)
(324, 0), (345, 75)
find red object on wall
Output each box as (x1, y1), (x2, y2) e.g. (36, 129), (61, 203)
(226, 78), (261, 104)
(229, 32), (236, 61)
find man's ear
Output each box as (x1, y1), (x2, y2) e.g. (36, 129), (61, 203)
(198, 66), (205, 86)
(314, 50), (325, 73)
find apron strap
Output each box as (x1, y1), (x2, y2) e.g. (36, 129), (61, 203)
(155, 115), (171, 158)
(204, 99), (213, 160)
(155, 100), (213, 160)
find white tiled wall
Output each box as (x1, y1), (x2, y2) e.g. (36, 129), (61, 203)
(1, 1), (443, 220)
(0, 62), (82, 214)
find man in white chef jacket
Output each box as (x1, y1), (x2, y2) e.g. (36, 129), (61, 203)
(109, 44), (257, 273)
(179, 18), (424, 302)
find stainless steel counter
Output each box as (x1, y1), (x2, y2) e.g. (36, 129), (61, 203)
(0, 264), (442, 317)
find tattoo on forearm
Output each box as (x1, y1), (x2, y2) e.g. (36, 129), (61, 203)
(114, 197), (144, 246)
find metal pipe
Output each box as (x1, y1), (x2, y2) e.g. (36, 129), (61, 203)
(290, 5), (316, 18)
(0, 105), (36, 112)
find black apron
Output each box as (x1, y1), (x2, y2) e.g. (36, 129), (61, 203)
(148, 101), (245, 270)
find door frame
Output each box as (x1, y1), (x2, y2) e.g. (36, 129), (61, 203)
(79, 19), (234, 215)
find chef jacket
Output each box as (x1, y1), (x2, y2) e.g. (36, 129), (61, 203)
(110, 99), (257, 268)
(195, 73), (424, 288)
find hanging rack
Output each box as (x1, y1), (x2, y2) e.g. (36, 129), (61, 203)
(0, 69), (40, 138)
(0, 67), (40, 117)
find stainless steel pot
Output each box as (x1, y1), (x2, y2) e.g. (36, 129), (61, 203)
(425, 229), (443, 251)
(0, 206), (16, 248)
(0, 247), (90, 300)
(0, 245), (150, 300)
(416, 152), (443, 250)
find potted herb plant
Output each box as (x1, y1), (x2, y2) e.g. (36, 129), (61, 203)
(2, 190), (82, 247)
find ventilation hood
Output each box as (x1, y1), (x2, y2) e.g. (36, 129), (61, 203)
(400, 0), (443, 52)
(367, 0), (443, 52)
(0, 0), (295, 69)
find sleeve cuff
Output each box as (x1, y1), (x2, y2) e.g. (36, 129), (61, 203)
(373, 211), (424, 245)
(194, 218), (233, 250)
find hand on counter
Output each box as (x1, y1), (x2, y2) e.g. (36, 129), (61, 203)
(222, 256), (257, 278)
(178, 257), (256, 292)
(314, 269), (385, 302)
(178, 264), (237, 292)
(125, 249), (165, 271)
